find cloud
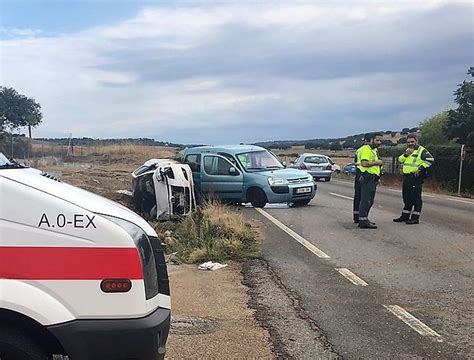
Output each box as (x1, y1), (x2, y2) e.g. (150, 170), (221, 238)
(0, 2), (471, 143)
(0, 27), (42, 38)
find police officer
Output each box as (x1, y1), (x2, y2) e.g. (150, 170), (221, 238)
(393, 134), (434, 224)
(357, 133), (383, 229)
(353, 134), (371, 223)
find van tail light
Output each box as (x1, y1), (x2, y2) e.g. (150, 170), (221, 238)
(101, 279), (132, 293)
(299, 163), (307, 170)
(326, 164), (332, 170)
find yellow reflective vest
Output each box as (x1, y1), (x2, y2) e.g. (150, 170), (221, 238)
(354, 144), (368, 166)
(357, 145), (381, 176)
(398, 145), (434, 174)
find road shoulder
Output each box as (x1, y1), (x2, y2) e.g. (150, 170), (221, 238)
(166, 263), (275, 359)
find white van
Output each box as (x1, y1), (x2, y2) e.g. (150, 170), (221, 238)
(0, 153), (171, 360)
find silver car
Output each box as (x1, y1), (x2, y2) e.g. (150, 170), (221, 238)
(291, 153), (333, 182)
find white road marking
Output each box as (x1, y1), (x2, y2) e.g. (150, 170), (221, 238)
(335, 268), (368, 286)
(383, 305), (442, 341)
(387, 189), (401, 193)
(255, 208), (330, 258)
(329, 192), (353, 201)
(444, 197), (474, 205)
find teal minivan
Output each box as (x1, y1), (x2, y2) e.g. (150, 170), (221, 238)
(181, 145), (316, 207)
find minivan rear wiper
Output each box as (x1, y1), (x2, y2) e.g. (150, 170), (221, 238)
(265, 166), (283, 169)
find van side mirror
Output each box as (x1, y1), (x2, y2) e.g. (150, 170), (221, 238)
(282, 161), (287, 168)
(229, 167), (238, 175)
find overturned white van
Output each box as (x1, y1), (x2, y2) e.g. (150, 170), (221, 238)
(132, 159), (196, 220)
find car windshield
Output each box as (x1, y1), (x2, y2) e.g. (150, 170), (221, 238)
(237, 150), (283, 171)
(304, 156), (328, 164)
(0, 153), (25, 169)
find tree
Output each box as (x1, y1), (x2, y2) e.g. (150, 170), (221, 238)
(419, 111), (452, 146)
(0, 87), (43, 132)
(444, 67), (474, 147)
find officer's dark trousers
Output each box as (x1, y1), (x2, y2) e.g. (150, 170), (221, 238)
(358, 173), (378, 222)
(399, 175), (423, 220)
(353, 170), (361, 221)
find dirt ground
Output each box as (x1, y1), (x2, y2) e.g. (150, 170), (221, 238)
(167, 263), (274, 359)
(34, 151), (275, 359)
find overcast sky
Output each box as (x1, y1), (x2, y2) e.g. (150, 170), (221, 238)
(0, 1), (472, 144)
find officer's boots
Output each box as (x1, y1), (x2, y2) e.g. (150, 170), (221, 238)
(393, 211), (410, 223)
(358, 220), (378, 229)
(406, 213), (420, 225)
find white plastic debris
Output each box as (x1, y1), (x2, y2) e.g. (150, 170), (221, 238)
(198, 261), (228, 271)
(117, 190), (133, 196)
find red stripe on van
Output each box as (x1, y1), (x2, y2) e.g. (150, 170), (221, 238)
(0, 247), (144, 280)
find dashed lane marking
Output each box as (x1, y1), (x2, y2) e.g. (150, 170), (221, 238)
(255, 208), (330, 258)
(383, 305), (442, 341)
(335, 268), (368, 286)
(329, 192), (353, 201)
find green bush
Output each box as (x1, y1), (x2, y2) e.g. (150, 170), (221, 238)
(0, 132), (28, 158)
(152, 202), (260, 263)
(379, 145), (473, 193)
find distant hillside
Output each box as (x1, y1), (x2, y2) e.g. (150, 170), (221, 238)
(253, 127), (419, 150)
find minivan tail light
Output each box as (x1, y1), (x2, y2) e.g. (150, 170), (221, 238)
(101, 279), (132, 293)
(299, 163), (307, 170)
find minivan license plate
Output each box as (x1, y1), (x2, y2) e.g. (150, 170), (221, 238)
(296, 187), (311, 194)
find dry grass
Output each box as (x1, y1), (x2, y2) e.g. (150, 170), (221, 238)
(31, 141), (177, 159)
(201, 199), (250, 236)
(153, 201), (259, 264)
(31, 144), (179, 206)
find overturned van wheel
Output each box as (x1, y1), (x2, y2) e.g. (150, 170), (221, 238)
(248, 188), (267, 208)
(0, 326), (49, 360)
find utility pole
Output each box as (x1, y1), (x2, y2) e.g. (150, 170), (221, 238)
(457, 144), (466, 196)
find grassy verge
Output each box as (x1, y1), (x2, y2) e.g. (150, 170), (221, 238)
(151, 200), (260, 264)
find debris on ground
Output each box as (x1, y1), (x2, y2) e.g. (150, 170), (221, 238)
(198, 261), (229, 271)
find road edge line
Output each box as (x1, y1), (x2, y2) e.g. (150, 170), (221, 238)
(255, 208), (330, 258)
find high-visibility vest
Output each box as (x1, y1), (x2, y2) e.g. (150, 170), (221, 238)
(354, 144), (368, 166)
(398, 145), (432, 174)
(357, 146), (381, 176)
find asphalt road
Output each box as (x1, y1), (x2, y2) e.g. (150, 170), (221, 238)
(245, 179), (473, 359)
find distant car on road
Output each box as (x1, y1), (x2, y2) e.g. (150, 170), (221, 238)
(290, 153), (333, 182)
(343, 162), (357, 175)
